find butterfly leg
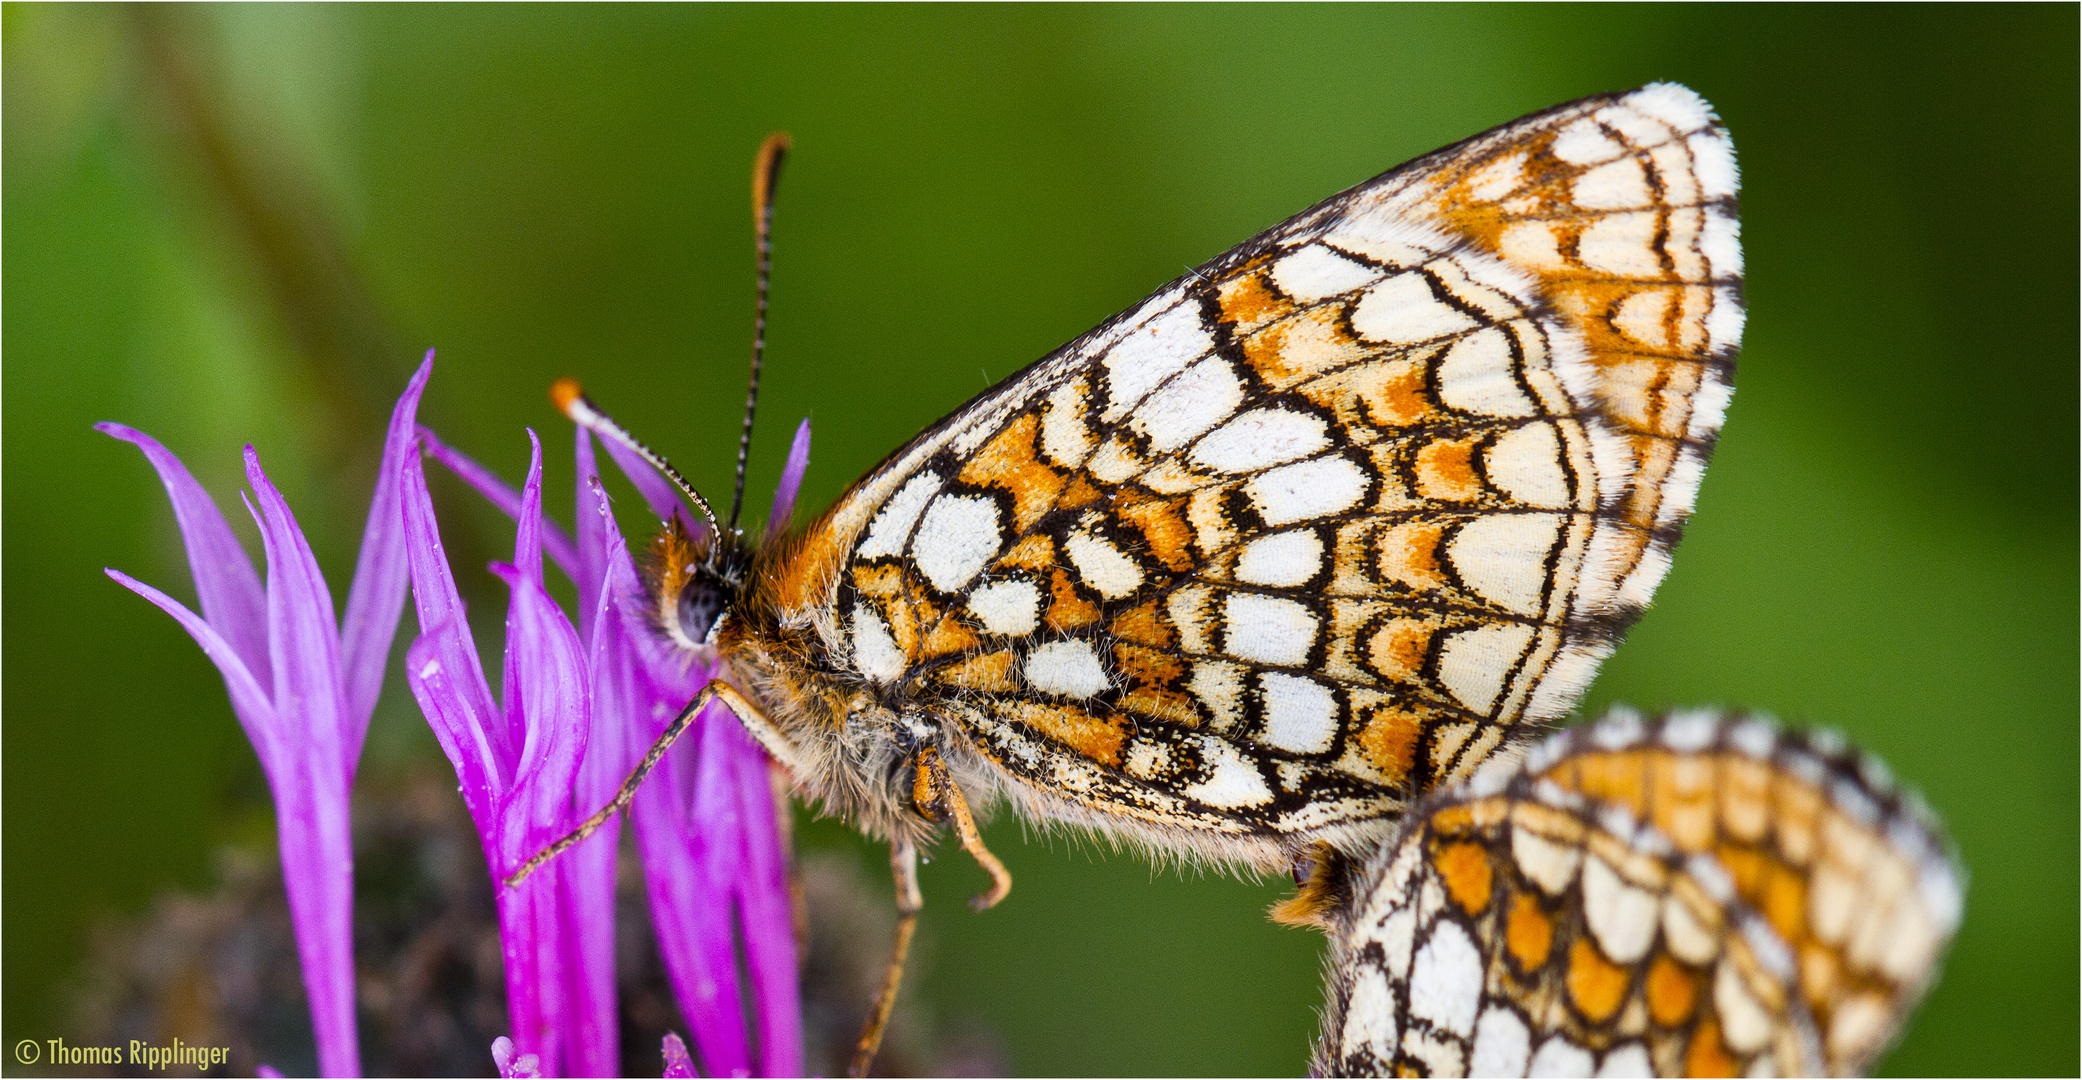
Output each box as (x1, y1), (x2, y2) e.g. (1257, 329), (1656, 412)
(908, 746), (1011, 911)
(505, 678), (793, 886)
(848, 838), (921, 1078)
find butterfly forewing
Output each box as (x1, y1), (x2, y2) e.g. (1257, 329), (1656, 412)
(775, 84), (1742, 867)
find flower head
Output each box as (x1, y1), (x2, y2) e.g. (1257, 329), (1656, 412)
(99, 352), (432, 1078)
(402, 383), (807, 1076)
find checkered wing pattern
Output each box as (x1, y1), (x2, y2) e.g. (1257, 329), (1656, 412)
(784, 84), (1742, 863)
(1314, 710), (1961, 1078)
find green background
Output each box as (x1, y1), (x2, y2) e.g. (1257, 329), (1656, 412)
(6, 4), (2075, 1075)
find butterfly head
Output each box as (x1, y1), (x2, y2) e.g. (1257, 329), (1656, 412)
(643, 515), (755, 654)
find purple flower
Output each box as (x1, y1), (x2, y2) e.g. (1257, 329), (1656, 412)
(400, 425), (619, 1078)
(100, 353), (431, 1079)
(420, 409), (809, 1078)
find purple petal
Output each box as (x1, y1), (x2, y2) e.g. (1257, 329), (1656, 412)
(401, 442), (511, 818)
(573, 428), (607, 641)
(764, 418), (811, 541)
(728, 727), (803, 1077)
(242, 452), (362, 1079)
(594, 429), (705, 540)
(491, 434), (591, 851)
(491, 1036), (542, 1080)
(105, 569), (278, 766)
(661, 1033), (698, 1079)
(417, 425), (582, 581)
(336, 351), (432, 744)
(258, 1066), (284, 1079)
(99, 423), (270, 694)
(241, 448), (349, 773)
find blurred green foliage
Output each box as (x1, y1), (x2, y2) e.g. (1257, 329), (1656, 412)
(4, 4), (2074, 1075)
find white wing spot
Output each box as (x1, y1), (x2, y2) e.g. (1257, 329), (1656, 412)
(1134, 356), (1243, 452)
(1408, 919), (1483, 1037)
(1101, 302), (1214, 422)
(1064, 527), (1144, 600)
(1257, 672), (1338, 754)
(1512, 822), (1584, 895)
(1270, 244), (1382, 304)
(1581, 855), (1659, 964)
(1552, 117), (1628, 165)
(1190, 408), (1329, 474)
(967, 579), (1041, 636)
(857, 471), (943, 559)
(1234, 529), (1323, 587)
(1485, 425), (1571, 508)
(1350, 272), (1478, 344)
(1596, 1043), (1653, 1078)
(1223, 592), (1318, 666)
(1246, 455), (1369, 526)
(911, 494), (1002, 592)
(851, 607), (906, 684)
(1181, 734), (1273, 808)
(1448, 513), (1561, 617)
(1436, 622), (1535, 714)
(1024, 640), (1111, 699)
(1469, 1006), (1532, 1078)
(1527, 1036), (1595, 1078)
(1436, 327), (1536, 418)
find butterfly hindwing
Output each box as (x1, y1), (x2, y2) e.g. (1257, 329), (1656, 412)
(1313, 710), (1961, 1078)
(781, 84), (1743, 866)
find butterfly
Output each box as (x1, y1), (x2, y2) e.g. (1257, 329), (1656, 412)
(518, 82), (1744, 1072)
(1312, 709), (1963, 1078)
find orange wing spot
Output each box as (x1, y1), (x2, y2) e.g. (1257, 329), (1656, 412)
(1645, 952), (1700, 1027)
(1364, 618), (1434, 682)
(1109, 599), (1178, 649)
(1759, 860), (1808, 947)
(851, 563), (904, 598)
(1651, 752), (1721, 852)
(958, 413), (1066, 532)
(1413, 435), (1486, 502)
(1012, 701), (1126, 767)
(882, 595), (925, 660)
(1566, 749), (1650, 819)
(1059, 473), (1106, 512)
(1505, 890), (1554, 972)
(1715, 844), (1766, 900)
(1241, 306), (1371, 390)
(1299, 356), (1436, 429)
(1114, 641), (1186, 689)
(921, 608), (981, 659)
(1044, 568), (1101, 630)
(1429, 803), (1477, 835)
(1433, 840), (1493, 914)
(1118, 686), (1200, 727)
(1682, 1019), (1738, 1078)
(1797, 942), (1840, 1013)
(1216, 266), (1295, 334)
(934, 650), (1017, 692)
(1118, 496), (1196, 571)
(1376, 521), (1449, 591)
(996, 533), (1058, 573)
(1717, 757), (1773, 844)
(1355, 705), (1423, 786)
(1565, 936), (1632, 1023)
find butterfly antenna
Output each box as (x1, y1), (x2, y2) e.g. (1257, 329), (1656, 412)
(727, 131), (791, 534)
(551, 378), (723, 536)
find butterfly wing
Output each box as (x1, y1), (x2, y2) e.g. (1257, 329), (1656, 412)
(1313, 710), (1961, 1078)
(778, 84), (1742, 864)
(1522, 710), (1964, 1075)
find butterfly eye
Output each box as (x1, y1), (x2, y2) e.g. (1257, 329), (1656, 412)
(674, 571), (728, 644)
